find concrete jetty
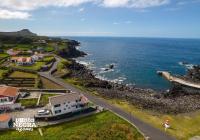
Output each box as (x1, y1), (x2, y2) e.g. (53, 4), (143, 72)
(157, 71), (200, 89)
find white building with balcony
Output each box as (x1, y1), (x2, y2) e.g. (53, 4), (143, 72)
(48, 93), (89, 116)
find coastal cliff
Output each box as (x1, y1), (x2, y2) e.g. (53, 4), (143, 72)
(56, 41), (86, 58)
(55, 40), (200, 114)
(58, 58), (200, 114)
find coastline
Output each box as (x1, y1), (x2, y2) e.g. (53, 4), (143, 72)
(60, 42), (200, 114)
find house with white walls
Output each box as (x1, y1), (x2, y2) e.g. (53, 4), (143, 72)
(0, 85), (21, 111)
(48, 93), (89, 116)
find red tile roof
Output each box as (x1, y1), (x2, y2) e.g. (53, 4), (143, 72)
(0, 86), (18, 97)
(11, 57), (33, 63)
(0, 114), (11, 122)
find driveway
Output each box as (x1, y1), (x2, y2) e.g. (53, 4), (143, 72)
(9, 108), (42, 119)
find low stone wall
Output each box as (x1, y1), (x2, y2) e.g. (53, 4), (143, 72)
(10, 67), (37, 74)
(20, 89), (70, 93)
(0, 103), (21, 111)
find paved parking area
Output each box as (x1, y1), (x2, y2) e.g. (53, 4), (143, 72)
(9, 108), (44, 119)
(19, 92), (40, 99)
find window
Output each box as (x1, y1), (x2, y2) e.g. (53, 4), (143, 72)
(55, 110), (61, 114)
(0, 98), (7, 102)
(54, 104), (61, 108)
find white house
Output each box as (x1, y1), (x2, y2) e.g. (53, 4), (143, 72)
(0, 114), (12, 129)
(11, 57), (35, 65)
(6, 49), (20, 56)
(48, 93), (89, 116)
(31, 52), (44, 61)
(0, 85), (21, 110)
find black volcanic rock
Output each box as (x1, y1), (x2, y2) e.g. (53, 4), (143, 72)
(57, 44), (86, 58)
(187, 65), (200, 82)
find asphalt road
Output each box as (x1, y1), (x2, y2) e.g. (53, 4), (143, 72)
(38, 57), (176, 140)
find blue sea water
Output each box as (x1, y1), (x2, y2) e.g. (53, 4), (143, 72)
(66, 37), (200, 90)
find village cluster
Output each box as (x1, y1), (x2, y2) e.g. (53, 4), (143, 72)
(0, 85), (92, 129)
(0, 39), (98, 130)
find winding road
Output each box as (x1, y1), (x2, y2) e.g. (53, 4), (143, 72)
(39, 56), (176, 140)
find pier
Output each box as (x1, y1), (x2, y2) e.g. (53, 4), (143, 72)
(157, 71), (200, 89)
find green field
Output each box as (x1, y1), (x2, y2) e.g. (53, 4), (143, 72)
(44, 45), (54, 52)
(109, 99), (200, 140)
(13, 44), (33, 51)
(0, 53), (9, 58)
(41, 77), (63, 89)
(0, 111), (144, 140)
(12, 62), (46, 71)
(57, 59), (72, 71)
(63, 77), (200, 140)
(18, 98), (38, 108)
(9, 71), (37, 78)
(0, 69), (9, 78)
(39, 94), (57, 106)
(42, 56), (55, 63)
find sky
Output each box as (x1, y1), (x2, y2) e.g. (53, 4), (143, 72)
(0, 0), (200, 38)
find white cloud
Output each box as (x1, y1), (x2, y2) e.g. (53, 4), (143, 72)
(0, 0), (170, 11)
(102, 0), (130, 7)
(0, 0), (94, 11)
(177, 0), (200, 6)
(0, 9), (30, 19)
(0, 0), (171, 19)
(102, 0), (170, 8)
(79, 8), (85, 12)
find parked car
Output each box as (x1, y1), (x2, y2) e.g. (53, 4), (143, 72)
(37, 109), (50, 116)
(20, 92), (30, 98)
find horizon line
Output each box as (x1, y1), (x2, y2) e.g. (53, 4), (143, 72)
(48, 35), (200, 40)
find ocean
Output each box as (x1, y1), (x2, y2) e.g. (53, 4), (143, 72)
(66, 37), (200, 90)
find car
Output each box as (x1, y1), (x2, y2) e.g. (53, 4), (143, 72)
(37, 109), (50, 116)
(20, 92), (30, 98)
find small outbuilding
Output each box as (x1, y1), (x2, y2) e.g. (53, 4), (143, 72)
(0, 114), (12, 129)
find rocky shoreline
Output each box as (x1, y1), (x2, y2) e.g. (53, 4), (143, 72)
(60, 42), (200, 114)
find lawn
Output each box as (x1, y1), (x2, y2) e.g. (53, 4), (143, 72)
(9, 71), (38, 78)
(57, 59), (72, 71)
(12, 62), (46, 71)
(0, 53), (9, 58)
(41, 77), (63, 89)
(63, 78), (200, 140)
(0, 111), (144, 140)
(109, 99), (200, 140)
(64, 78), (88, 92)
(39, 94), (57, 106)
(44, 45), (54, 52)
(0, 69), (9, 79)
(13, 44), (33, 51)
(18, 98), (38, 108)
(42, 56), (55, 63)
